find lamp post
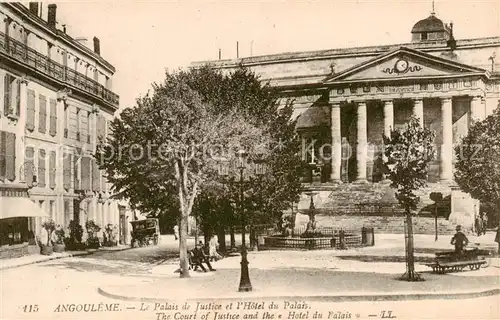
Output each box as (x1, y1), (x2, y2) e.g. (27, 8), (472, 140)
(217, 150), (266, 292)
(235, 149), (252, 292)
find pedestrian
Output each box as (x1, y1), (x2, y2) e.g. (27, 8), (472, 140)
(173, 224), (179, 241)
(482, 213), (489, 235)
(192, 242), (216, 272)
(475, 214), (482, 236)
(495, 226), (500, 255)
(209, 235), (222, 261)
(451, 225), (468, 255)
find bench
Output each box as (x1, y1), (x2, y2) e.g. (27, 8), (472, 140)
(424, 248), (490, 274)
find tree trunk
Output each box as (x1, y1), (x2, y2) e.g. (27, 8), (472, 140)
(217, 225), (226, 253)
(406, 213), (415, 277)
(400, 211), (422, 281)
(179, 208), (190, 278)
(230, 227), (236, 250)
(175, 160), (199, 278)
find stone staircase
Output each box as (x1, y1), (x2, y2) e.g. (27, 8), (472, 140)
(298, 182), (456, 234)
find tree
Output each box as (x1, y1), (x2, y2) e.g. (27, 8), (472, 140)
(455, 107), (500, 224)
(383, 116), (435, 281)
(184, 65), (303, 235)
(97, 69), (269, 277)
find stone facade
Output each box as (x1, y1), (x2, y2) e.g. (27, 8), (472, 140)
(0, 3), (131, 248)
(193, 12), (500, 233)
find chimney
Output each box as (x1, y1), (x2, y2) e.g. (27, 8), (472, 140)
(47, 4), (57, 27)
(93, 36), (100, 55)
(29, 2), (39, 15)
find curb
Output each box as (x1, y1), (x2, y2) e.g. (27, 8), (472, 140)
(97, 286), (500, 303)
(0, 251), (91, 271)
(0, 246), (132, 271)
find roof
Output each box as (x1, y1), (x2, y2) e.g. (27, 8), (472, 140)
(411, 14), (448, 33)
(193, 37), (500, 70)
(5, 3), (116, 74)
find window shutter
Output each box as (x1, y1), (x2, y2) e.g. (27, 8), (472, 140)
(25, 146), (34, 187)
(4, 74), (11, 116)
(63, 153), (71, 189)
(15, 79), (21, 116)
(49, 150), (56, 189)
(0, 131), (6, 181)
(92, 159), (100, 191)
(38, 149), (46, 187)
(49, 98), (57, 136)
(26, 89), (36, 131)
(81, 156), (91, 190)
(38, 95), (47, 134)
(5, 132), (15, 181)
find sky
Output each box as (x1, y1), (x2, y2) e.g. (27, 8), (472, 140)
(49, 0), (500, 111)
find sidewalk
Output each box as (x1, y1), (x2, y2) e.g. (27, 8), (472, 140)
(0, 244), (131, 271)
(98, 250), (500, 302)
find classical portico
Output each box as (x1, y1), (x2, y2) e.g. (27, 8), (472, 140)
(321, 47), (491, 184)
(195, 8), (500, 232)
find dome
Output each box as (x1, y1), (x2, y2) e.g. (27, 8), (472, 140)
(411, 14), (447, 33)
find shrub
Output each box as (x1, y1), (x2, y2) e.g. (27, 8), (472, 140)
(41, 219), (56, 245)
(54, 226), (65, 245)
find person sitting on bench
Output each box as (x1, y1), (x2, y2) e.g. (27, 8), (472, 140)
(451, 225), (468, 255)
(191, 242), (216, 272)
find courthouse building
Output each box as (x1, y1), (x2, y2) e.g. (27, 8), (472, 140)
(0, 3), (130, 257)
(194, 10), (500, 232)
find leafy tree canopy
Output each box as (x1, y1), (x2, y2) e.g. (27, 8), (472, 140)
(383, 116), (436, 212)
(455, 107), (500, 211)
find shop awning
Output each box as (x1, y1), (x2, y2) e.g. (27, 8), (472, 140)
(0, 197), (49, 219)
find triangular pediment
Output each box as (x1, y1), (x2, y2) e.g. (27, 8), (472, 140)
(324, 47), (489, 83)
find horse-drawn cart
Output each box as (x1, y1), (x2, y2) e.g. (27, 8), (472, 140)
(130, 218), (160, 248)
(425, 248), (490, 274)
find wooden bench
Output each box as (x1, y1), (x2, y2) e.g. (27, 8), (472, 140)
(425, 248), (490, 274)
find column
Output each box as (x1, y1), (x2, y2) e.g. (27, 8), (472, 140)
(383, 100), (394, 138)
(413, 98), (424, 127)
(440, 97), (453, 182)
(356, 101), (368, 182)
(470, 95), (484, 122)
(330, 103), (342, 182)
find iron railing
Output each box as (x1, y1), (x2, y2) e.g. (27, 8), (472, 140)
(0, 30), (119, 107)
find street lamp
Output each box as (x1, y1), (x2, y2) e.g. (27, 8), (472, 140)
(235, 149), (252, 292)
(217, 150), (266, 292)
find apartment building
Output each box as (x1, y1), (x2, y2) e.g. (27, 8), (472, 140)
(0, 3), (130, 256)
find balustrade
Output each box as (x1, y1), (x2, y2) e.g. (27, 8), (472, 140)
(0, 30), (119, 107)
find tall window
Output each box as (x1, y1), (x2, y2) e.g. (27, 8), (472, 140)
(3, 74), (20, 118)
(38, 149), (46, 188)
(75, 107), (80, 141)
(38, 94), (47, 134)
(63, 103), (69, 138)
(86, 111), (91, 143)
(49, 98), (57, 136)
(26, 89), (36, 131)
(0, 131), (16, 182)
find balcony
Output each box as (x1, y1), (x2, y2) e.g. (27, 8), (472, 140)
(0, 30), (119, 108)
